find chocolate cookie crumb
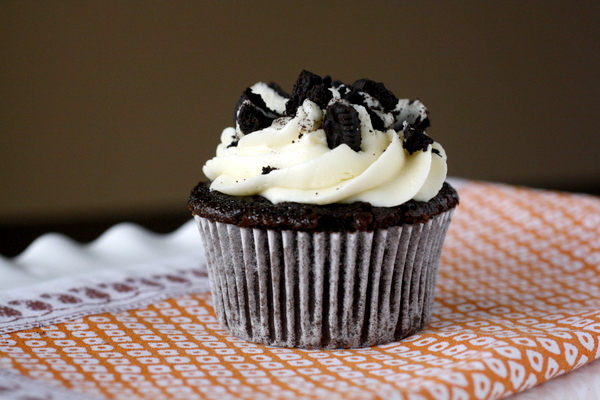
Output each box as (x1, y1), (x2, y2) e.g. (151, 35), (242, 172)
(323, 102), (362, 152)
(351, 79), (398, 111)
(342, 88), (386, 131)
(306, 83), (334, 109)
(235, 88), (281, 135)
(402, 124), (434, 155)
(285, 70), (332, 116)
(261, 166), (278, 175)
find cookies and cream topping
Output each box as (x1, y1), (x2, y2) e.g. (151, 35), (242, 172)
(203, 70), (447, 207)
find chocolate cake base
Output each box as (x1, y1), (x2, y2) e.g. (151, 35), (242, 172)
(189, 181), (459, 232)
(189, 183), (458, 349)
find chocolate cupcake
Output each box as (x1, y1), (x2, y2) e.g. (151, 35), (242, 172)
(189, 70), (458, 349)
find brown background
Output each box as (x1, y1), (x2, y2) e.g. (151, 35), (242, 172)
(1, 1), (599, 233)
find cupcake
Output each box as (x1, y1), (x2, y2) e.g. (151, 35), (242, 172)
(189, 70), (458, 349)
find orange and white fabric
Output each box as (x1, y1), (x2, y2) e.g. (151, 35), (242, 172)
(1, 180), (599, 400)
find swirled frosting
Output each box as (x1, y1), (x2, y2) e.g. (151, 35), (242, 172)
(203, 71), (447, 207)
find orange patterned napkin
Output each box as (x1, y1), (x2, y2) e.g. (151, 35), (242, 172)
(1, 181), (600, 400)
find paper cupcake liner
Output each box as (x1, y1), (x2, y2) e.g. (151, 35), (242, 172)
(195, 209), (454, 349)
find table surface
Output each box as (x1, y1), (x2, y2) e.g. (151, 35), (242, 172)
(1, 179), (599, 400)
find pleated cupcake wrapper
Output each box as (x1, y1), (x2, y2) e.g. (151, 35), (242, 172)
(195, 209), (454, 349)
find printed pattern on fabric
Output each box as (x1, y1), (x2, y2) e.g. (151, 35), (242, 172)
(0, 181), (599, 400)
(0, 254), (210, 335)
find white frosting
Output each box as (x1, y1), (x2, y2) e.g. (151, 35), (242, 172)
(203, 85), (447, 207)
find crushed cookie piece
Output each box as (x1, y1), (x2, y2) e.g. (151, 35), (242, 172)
(235, 88), (281, 135)
(351, 78), (398, 111)
(285, 70), (332, 116)
(402, 124), (434, 155)
(306, 83), (333, 109)
(261, 166), (278, 175)
(323, 102), (362, 152)
(342, 88), (386, 131)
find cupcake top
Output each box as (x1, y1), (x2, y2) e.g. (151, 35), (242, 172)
(203, 70), (447, 207)
(190, 180), (458, 231)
